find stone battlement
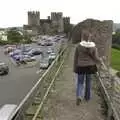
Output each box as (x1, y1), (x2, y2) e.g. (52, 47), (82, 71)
(24, 11), (71, 35)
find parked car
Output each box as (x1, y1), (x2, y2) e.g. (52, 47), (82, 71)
(9, 49), (21, 57)
(54, 38), (61, 42)
(45, 41), (53, 46)
(21, 46), (32, 52)
(0, 62), (9, 75)
(60, 35), (66, 38)
(27, 48), (42, 56)
(39, 41), (46, 46)
(47, 48), (53, 54)
(4, 47), (15, 54)
(49, 52), (56, 60)
(22, 55), (36, 62)
(0, 104), (17, 120)
(11, 54), (21, 61)
(32, 39), (38, 43)
(40, 59), (49, 69)
(37, 40), (42, 45)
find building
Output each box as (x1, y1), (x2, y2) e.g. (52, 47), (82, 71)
(23, 11), (70, 35)
(0, 31), (7, 41)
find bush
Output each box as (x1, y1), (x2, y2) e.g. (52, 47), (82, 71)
(116, 71), (120, 78)
(21, 39), (32, 44)
(0, 40), (8, 45)
(112, 32), (120, 45)
(7, 30), (23, 43)
(112, 44), (120, 50)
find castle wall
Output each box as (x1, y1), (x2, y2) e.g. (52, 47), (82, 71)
(71, 19), (113, 66)
(25, 11), (71, 35)
(63, 17), (70, 33)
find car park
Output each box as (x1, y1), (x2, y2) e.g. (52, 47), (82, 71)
(2, 35), (61, 68)
(0, 62), (9, 75)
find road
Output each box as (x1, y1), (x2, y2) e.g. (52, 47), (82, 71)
(0, 39), (63, 107)
(0, 46), (41, 107)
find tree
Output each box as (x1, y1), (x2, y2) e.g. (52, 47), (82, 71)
(7, 29), (23, 43)
(116, 28), (120, 33)
(112, 32), (120, 45)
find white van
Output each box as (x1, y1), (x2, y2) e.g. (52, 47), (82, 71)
(0, 104), (17, 120)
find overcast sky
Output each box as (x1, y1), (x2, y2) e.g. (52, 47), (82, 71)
(0, 0), (119, 27)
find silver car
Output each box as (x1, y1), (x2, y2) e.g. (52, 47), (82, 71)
(49, 52), (56, 60)
(0, 62), (9, 75)
(40, 59), (49, 69)
(0, 104), (17, 120)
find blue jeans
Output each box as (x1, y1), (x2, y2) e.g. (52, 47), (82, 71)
(76, 74), (91, 100)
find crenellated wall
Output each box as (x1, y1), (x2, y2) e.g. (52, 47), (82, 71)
(63, 17), (70, 25)
(28, 11), (40, 26)
(51, 12), (64, 32)
(24, 11), (71, 35)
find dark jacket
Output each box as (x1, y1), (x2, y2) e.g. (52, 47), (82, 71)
(73, 44), (101, 74)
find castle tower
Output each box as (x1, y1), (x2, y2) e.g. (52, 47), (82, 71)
(63, 17), (70, 25)
(28, 11), (40, 26)
(63, 17), (71, 34)
(51, 12), (64, 32)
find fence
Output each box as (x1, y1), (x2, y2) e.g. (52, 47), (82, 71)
(8, 42), (70, 120)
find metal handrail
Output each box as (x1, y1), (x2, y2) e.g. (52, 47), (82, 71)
(32, 54), (66, 120)
(8, 43), (68, 120)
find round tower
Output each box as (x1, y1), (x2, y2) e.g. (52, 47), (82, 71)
(51, 12), (64, 32)
(57, 12), (64, 32)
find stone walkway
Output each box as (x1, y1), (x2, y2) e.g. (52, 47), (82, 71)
(42, 45), (106, 120)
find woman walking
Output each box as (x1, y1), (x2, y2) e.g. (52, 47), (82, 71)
(73, 35), (102, 105)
